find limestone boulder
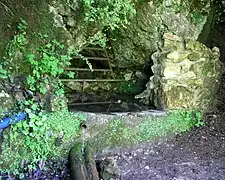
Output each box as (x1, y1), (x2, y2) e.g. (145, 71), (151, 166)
(156, 38), (222, 111)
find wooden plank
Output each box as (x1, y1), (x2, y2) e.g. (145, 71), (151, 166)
(60, 79), (125, 82)
(105, 49), (115, 79)
(83, 47), (106, 51)
(64, 68), (112, 72)
(69, 101), (113, 106)
(73, 57), (108, 61)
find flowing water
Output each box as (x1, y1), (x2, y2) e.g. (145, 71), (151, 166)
(82, 128), (86, 154)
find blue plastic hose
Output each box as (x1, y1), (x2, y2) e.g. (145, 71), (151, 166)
(0, 112), (27, 130)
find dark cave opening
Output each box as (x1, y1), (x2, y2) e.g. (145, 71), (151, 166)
(64, 49), (155, 113)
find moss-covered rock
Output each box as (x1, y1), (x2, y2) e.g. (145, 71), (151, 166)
(98, 157), (121, 180)
(135, 32), (222, 111)
(69, 143), (99, 180)
(159, 37), (222, 111)
(0, 0), (57, 57)
(110, 1), (210, 68)
(78, 110), (202, 152)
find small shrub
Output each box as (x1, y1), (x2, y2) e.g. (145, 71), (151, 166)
(81, 0), (137, 47)
(83, 0), (136, 30)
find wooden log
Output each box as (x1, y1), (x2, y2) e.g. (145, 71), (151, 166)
(69, 143), (99, 180)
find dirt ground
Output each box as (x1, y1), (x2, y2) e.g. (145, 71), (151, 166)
(111, 113), (225, 180)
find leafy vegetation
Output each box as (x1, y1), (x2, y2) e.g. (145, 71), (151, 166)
(0, 19), (73, 100)
(81, 0), (137, 47)
(0, 19), (86, 173)
(0, 65), (8, 79)
(12, 19), (73, 98)
(0, 110), (86, 172)
(83, 0), (136, 30)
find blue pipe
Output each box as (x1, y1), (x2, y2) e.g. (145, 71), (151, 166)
(0, 112), (27, 130)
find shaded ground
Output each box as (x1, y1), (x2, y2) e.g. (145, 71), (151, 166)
(110, 113), (225, 180)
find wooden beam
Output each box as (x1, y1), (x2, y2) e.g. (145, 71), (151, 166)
(64, 68), (112, 72)
(83, 47), (106, 51)
(73, 57), (108, 61)
(60, 79), (124, 82)
(69, 101), (113, 106)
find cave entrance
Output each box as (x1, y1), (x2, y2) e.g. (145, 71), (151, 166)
(60, 46), (154, 113)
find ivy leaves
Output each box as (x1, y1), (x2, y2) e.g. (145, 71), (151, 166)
(25, 37), (72, 96)
(83, 0), (136, 30)
(0, 65), (8, 79)
(82, 0), (137, 47)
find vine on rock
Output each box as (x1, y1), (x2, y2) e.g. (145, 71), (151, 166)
(82, 0), (137, 47)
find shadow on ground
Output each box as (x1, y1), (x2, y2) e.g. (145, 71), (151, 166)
(109, 113), (225, 180)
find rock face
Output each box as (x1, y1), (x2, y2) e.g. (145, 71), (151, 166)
(137, 34), (222, 111)
(0, 0), (218, 113)
(110, 1), (209, 69)
(0, 90), (13, 118)
(97, 157), (121, 180)
(48, 0), (88, 49)
(163, 41), (221, 111)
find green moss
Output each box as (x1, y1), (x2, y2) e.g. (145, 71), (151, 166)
(116, 81), (142, 94)
(0, 0), (62, 59)
(187, 78), (203, 87)
(69, 143), (84, 160)
(201, 61), (215, 76)
(69, 142), (99, 180)
(90, 110), (203, 151)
